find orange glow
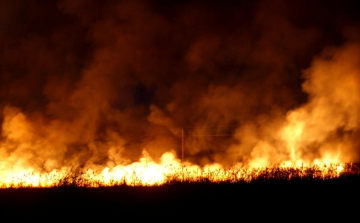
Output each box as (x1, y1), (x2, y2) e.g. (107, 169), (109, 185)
(0, 150), (354, 188)
(1, 44), (360, 188)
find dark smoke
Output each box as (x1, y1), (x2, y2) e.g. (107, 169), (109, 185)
(1, 0), (360, 171)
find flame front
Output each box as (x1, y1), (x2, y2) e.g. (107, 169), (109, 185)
(0, 150), (352, 188)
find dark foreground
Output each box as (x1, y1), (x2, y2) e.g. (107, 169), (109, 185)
(1, 176), (360, 219)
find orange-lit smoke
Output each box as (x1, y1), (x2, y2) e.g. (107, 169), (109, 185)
(1, 0), (360, 186)
(281, 44), (360, 165)
(236, 43), (360, 168)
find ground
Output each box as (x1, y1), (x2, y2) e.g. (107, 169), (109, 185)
(1, 176), (359, 219)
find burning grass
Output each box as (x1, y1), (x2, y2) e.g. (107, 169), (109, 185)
(1, 164), (359, 218)
(2, 162), (360, 188)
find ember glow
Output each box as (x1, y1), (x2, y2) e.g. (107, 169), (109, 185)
(1, 0), (360, 187)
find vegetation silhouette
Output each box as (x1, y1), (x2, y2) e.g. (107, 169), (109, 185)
(0, 163), (359, 218)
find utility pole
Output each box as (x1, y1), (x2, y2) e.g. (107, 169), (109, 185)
(181, 128), (184, 163)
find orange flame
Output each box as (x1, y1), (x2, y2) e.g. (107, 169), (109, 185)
(1, 44), (360, 188)
(0, 150), (352, 188)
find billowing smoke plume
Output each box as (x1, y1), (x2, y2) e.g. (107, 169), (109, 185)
(1, 0), (360, 173)
(230, 43), (360, 168)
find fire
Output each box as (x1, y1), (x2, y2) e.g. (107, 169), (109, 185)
(1, 42), (360, 188)
(0, 150), (354, 188)
(0, 99), (357, 188)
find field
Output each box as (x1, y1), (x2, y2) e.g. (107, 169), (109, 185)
(1, 165), (360, 219)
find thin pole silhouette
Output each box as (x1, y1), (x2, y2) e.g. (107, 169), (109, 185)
(182, 128), (184, 163)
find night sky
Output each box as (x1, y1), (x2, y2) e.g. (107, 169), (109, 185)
(1, 0), (360, 170)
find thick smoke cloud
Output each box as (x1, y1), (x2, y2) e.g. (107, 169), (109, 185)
(1, 0), (360, 172)
(232, 43), (360, 168)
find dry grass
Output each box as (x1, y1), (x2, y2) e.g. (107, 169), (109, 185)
(2, 163), (360, 188)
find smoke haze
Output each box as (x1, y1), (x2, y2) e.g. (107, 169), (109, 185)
(1, 0), (360, 172)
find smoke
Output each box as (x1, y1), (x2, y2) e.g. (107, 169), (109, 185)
(281, 43), (360, 164)
(1, 0), (360, 173)
(232, 43), (360, 168)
